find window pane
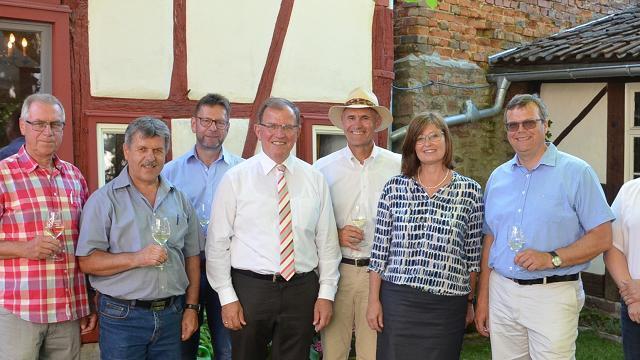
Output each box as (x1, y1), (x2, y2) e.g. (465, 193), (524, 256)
(0, 21), (50, 149)
(103, 133), (126, 184)
(635, 92), (640, 127)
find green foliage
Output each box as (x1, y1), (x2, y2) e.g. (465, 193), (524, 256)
(401, 0), (438, 9)
(579, 307), (621, 336)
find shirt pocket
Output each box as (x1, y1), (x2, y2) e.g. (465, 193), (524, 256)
(290, 196), (320, 238)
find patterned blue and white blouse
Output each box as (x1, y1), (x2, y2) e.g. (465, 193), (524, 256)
(368, 172), (484, 296)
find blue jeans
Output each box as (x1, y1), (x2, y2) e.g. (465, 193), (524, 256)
(98, 294), (184, 360)
(621, 301), (640, 359)
(181, 270), (232, 360)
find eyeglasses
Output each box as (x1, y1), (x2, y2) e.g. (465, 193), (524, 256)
(25, 120), (65, 133)
(505, 119), (543, 132)
(416, 132), (444, 145)
(196, 117), (229, 130)
(259, 123), (300, 133)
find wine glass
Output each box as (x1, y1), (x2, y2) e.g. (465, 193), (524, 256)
(151, 215), (171, 271)
(508, 225), (526, 272)
(45, 211), (65, 261)
(196, 202), (209, 234)
(351, 204), (367, 248)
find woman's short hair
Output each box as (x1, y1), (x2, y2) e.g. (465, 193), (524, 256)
(401, 111), (455, 177)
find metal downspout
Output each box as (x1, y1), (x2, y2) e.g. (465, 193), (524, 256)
(390, 76), (511, 144)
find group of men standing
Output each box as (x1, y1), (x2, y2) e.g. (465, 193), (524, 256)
(0, 88), (615, 360)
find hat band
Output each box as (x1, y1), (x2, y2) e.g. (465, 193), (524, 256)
(345, 98), (376, 107)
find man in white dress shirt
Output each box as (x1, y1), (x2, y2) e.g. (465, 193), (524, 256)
(206, 97), (341, 360)
(314, 87), (400, 360)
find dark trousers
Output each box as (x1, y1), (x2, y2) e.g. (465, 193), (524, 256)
(181, 270), (232, 360)
(622, 301), (640, 360)
(377, 280), (467, 360)
(231, 270), (319, 360)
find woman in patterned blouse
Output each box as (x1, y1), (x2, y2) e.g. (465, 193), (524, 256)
(366, 112), (484, 359)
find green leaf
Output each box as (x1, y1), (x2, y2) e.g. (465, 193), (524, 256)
(425, 0), (438, 9)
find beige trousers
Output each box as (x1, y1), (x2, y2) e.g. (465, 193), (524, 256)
(0, 306), (80, 360)
(321, 263), (376, 360)
(488, 271), (585, 360)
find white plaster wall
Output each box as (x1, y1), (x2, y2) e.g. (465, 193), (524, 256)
(271, 0), (374, 102)
(541, 83), (607, 182)
(186, 0), (280, 102)
(170, 118), (249, 159)
(541, 82), (608, 275)
(89, 0), (173, 99)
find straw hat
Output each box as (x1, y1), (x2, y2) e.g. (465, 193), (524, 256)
(328, 87), (393, 132)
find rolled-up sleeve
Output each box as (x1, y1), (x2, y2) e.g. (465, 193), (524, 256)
(76, 191), (112, 256)
(464, 186), (484, 273)
(369, 183), (392, 274)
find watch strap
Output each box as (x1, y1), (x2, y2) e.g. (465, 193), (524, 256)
(185, 303), (201, 312)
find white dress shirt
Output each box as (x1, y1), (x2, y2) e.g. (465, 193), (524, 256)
(206, 152), (341, 305)
(612, 178), (640, 279)
(314, 145), (401, 259)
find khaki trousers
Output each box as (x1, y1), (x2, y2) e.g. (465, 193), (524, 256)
(0, 306), (80, 360)
(321, 263), (376, 360)
(488, 271), (584, 360)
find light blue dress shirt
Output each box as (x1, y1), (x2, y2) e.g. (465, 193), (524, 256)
(162, 146), (243, 249)
(483, 143), (614, 279)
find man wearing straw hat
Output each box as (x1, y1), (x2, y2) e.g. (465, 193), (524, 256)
(314, 87), (400, 359)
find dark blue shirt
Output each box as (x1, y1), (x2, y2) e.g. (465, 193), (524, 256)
(0, 137), (25, 161)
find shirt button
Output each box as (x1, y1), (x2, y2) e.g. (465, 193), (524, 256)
(518, 209), (522, 213)
(526, 174), (531, 178)
(522, 191), (525, 195)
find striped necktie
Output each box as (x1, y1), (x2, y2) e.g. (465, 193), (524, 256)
(277, 164), (295, 281)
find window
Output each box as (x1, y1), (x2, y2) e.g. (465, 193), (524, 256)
(97, 124), (128, 187)
(0, 20), (51, 147)
(312, 125), (346, 163)
(625, 84), (640, 180)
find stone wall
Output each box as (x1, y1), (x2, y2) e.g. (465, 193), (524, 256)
(393, 0), (633, 186)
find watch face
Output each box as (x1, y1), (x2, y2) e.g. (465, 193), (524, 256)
(552, 256), (562, 267)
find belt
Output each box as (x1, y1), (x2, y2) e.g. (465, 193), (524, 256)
(341, 258), (370, 267)
(509, 273), (580, 285)
(102, 294), (178, 311)
(232, 268), (312, 283)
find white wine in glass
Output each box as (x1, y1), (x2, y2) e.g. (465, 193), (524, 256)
(197, 203), (209, 230)
(351, 205), (367, 230)
(151, 216), (171, 272)
(508, 225), (526, 272)
(45, 211), (65, 261)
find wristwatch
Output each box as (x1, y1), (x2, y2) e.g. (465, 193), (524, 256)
(549, 251), (562, 269)
(184, 303), (201, 313)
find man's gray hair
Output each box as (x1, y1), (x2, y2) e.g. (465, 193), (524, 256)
(124, 116), (171, 151)
(21, 93), (65, 122)
(257, 97), (301, 125)
(504, 94), (550, 123)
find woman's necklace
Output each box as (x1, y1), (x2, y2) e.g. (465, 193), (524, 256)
(417, 168), (450, 190)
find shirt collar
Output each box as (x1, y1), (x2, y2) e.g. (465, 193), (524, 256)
(188, 146), (233, 166)
(510, 142), (557, 170)
(16, 146), (63, 174)
(257, 151), (296, 175)
(341, 144), (380, 166)
(112, 165), (175, 192)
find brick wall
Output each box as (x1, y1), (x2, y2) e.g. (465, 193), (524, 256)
(393, 0), (633, 185)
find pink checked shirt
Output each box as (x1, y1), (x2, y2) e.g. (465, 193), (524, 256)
(0, 147), (90, 323)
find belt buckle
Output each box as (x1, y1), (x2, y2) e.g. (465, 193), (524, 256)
(355, 259), (363, 267)
(150, 300), (167, 311)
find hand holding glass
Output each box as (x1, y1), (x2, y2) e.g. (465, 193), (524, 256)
(351, 204), (367, 248)
(151, 216), (171, 270)
(45, 211), (64, 261)
(508, 225), (526, 272)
